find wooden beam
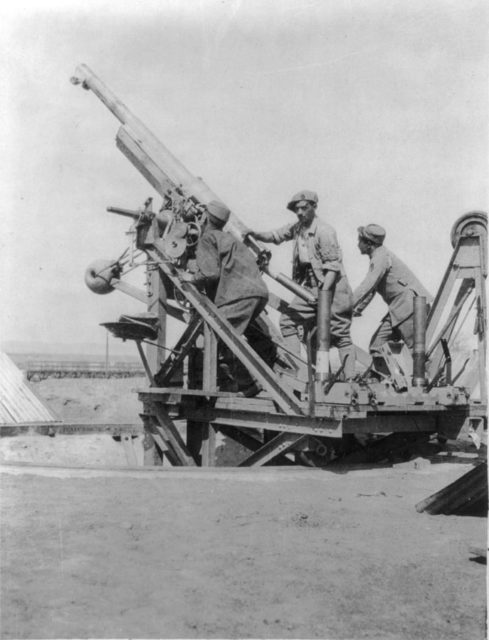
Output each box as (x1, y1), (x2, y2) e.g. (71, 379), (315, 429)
(217, 425), (296, 466)
(203, 324), (218, 392)
(182, 406), (342, 437)
(155, 315), (203, 386)
(239, 433), (308, 467)
(201, 424), (216, 466)
(0, 423), (142, 437)
(149, 403), (196, 466)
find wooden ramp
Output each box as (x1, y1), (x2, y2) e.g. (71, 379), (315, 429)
(415, 462), (487, 516)
(0, 352), (58, 425)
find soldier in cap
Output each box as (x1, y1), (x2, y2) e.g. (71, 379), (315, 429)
(246, 190), (355, 379)
(181, 200), (272, 396)
(353, 223), (433, 374)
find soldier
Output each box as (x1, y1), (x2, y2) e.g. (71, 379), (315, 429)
(353, 223), (433, 374)
(246, 190), (355, 379)
(181, 200), (271, 397)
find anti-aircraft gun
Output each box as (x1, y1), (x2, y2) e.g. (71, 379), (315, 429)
(72, 64), (487, 467)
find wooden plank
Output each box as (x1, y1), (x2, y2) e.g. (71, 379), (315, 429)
(186, 349), (206, 464)
(150, 424), (191, 466)
(146, 429), (168, 453)
(201, 424), (216, 466)
(415, 462), (487, 515)
(139, 387), (475, 416)
(155, 315), (203, 386)
(203, 324), (218, 393)
(138, 388), (241, 398)
(136, 341), (156, 386)
(183, 406), (343, 437)
(147, 427), (182, 466)
(216, 396), (279, 413)
(0, 423), (143, 437)
(150, 403), (196, 466)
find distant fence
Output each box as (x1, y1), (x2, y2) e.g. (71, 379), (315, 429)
(25, 360), (145, 381)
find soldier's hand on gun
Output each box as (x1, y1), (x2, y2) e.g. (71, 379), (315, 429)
(179, 272), (195, 283)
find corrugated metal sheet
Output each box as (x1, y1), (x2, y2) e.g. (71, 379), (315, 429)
(415, 462), (488, 516)
(0, 352), (57, 425)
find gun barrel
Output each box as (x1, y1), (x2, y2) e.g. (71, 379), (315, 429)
(71, 65), (312, 301)
(72, 64), (216, 203)
(73, 65), (259, 229)
(107, 206), (140, 220)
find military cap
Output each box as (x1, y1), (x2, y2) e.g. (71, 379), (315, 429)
(287, 190), (319, 211)
(206, 200), (231, 224)
(358, 224), (386, 246)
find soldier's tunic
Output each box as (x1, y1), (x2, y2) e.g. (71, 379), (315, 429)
(353, 245), (433, 354)
(194, 227), (272, 385)
(196, 228), (268, 309)
(259, 217), (353, 349)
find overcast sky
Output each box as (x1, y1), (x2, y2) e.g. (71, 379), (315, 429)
(1, 0), (487, 355)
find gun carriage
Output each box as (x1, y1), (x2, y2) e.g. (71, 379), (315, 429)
(72, 64), (487, 468)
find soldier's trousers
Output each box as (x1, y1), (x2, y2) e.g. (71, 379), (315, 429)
(218, 296), (273, 387)
(369, 313), (414, 355)
(279, 293), (353, 350)
(279, 290), (355, 378)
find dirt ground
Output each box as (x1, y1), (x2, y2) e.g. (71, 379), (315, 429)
(28, 377), (145, 425)
(0, 378), (487, 639)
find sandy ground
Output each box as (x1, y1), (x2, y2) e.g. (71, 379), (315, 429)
(0, 378), (487, 639)
(29, 377), (145, 424)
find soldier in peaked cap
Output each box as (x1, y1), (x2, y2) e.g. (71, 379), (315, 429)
(287, 190), (319, 211)
(181, 200), (273, 397)
(246, 190), (355, 379)
(353, 223), (433, 374)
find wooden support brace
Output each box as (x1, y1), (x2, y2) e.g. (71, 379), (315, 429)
(149, 428), (181, 466)
(150, 402), (197, 466)
(239, 432), (308, 467)
(147, 428), (169, 454)
(155, 315), (203, 386)
(203, 323), (218, 392)
(217, 424), (263, 451)
(136, 341), (156, 386)
(201, 424), (217, 466)
(217, 425), (297, 465)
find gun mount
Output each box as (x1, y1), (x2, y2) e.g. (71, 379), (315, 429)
(72, 64), (487, 467)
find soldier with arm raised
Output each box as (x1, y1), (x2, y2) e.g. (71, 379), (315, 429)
(247, 190), (355, 380)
